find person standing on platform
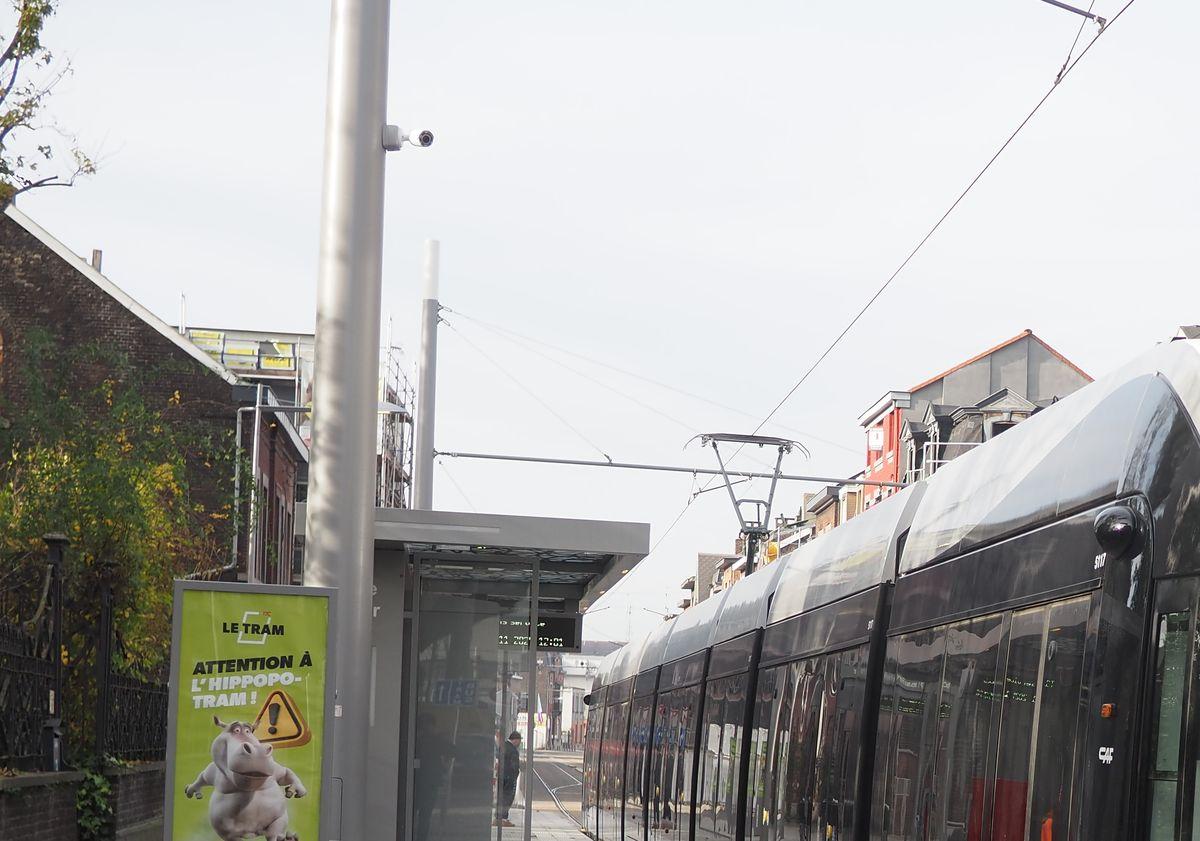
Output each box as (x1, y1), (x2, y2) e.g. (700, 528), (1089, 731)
(495, 731), (522, 827)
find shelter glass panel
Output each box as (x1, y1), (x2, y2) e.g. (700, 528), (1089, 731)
(412, 562), (534, 841)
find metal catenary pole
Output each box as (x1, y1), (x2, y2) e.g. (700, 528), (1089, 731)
(412, 239), (440, 509)
(305, 0), (391, 836)
(43, 533), (67, 771)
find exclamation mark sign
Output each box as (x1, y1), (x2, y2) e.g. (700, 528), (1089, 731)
(250, 691), (258, 705)
(268, 702), (281, 735)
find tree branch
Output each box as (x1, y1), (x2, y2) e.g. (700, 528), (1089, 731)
(0, 54), (21, 110)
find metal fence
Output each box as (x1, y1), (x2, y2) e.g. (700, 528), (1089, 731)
(101, 672), (169, 762)
(0, 620), (56, 771)
(0, 538), (170, 770)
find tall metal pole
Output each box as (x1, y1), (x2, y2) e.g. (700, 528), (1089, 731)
(305, 0), (391, 836)
(246, 383), (264, 583)
(413, 239), (440, 510)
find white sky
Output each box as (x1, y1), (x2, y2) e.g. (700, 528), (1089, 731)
(20, 0), (1199, 644)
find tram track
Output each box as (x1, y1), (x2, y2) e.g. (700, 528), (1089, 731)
(531, 754), (584, 830)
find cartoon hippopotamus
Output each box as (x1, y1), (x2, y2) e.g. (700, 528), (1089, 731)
(184, 716), (307, 841)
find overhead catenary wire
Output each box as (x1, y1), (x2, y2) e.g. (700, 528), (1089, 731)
(747, 0), (1137, 442)
(444, 307), (861, 456)
(437, 460), (478, 512)
(443, 320), (615, 463)
(1055, 0), (1099, 81)
(446, 310), (786, 474)
(624, 0), (1140, 599)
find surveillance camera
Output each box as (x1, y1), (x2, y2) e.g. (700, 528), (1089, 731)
(382, 125), (435, 151)
(405, 129), (434, 148)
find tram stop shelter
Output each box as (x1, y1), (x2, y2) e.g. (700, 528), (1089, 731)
(298, 506), (650, 841)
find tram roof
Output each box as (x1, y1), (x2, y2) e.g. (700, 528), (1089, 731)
(712, 554), (788, 645)
(608, 635), (648, 684)
(594, 649), (620, 691)
(591, 340), (1200, 693)
(903, 339), (1200, 574)
(767, 486), (914, 626)
(661, 588), (730, 664)
(637, 614), (677, 674)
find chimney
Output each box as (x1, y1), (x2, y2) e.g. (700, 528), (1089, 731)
(90, 249), (102, 272)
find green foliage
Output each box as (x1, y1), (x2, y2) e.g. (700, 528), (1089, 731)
(0, 329), (236, 748)
(75, 766), (112, 841)
(0, 1), (95, 205)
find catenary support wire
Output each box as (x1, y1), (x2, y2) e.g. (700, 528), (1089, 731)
(747, 0), (1137, 441)
(690, 0), (1139, 495)
(447, 309), (785, 474)
(444, 307), (861, 456)
(443, 319), (615, 463)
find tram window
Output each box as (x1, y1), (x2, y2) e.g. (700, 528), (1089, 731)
(994, 606), (1047, 841)
(825, 645), (869, 838)
(1027, 596), (1090, 841)
(936, 614), (1004, 840)
(778, 656), (825, 839)
(696, 674), (749, 841)
(744, 665), (787, 841)
(886, 627), (947, 841)
(649, 684), (701, 841)
(599, 700), (631, 841)
(584, 701), (603, 828)
(625, 695), (655, 841)
(1147, 611), (1190, 841)
(870, 649), (901, 840)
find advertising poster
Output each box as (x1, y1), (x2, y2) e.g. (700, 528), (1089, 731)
(164, 582), (335, 841)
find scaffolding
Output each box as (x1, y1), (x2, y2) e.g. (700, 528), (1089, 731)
(377, 345), (415, 509)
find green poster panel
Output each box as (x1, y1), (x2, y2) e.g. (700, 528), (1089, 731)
(163, 581), (336, 841)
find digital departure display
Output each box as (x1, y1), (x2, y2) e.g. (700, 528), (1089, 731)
(498, 614), (582, 652)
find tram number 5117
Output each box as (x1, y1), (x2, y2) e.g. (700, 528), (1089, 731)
(1098, 746), (1115, 765)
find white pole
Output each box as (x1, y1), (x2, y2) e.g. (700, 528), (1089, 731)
(247, 383), (264, 583)
(413, 239), (440, 510)
(304, 0), (391, 836)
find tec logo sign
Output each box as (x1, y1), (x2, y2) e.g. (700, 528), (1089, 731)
(1098, 746), (1115, 765)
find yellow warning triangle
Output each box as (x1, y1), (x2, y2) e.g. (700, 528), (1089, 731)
(252, 689), (311, 749)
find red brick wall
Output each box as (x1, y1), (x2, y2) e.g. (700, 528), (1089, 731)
(109, 763), (165, 833)
(0, 772), (82, 841)
(0, 211), (302, 577)
(0, 765), (166, 841)
(0, 212), (239, 547)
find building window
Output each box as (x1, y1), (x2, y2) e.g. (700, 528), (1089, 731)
(990, 420), (1016, 439)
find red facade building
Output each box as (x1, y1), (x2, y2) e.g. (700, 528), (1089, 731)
(858, 330), (1092, 510)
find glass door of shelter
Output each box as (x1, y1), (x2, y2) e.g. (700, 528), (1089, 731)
(1146, 577), (1200, 841)
(409, 558), (555, 841)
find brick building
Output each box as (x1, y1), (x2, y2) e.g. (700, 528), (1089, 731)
(759, 332), (1090, 552)
(0, 206), (306, 582)
(184, 326), (415, 509)
(857, 330), (1091, 510)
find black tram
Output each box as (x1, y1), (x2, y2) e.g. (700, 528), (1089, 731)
(581, 339), (1200, 841)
